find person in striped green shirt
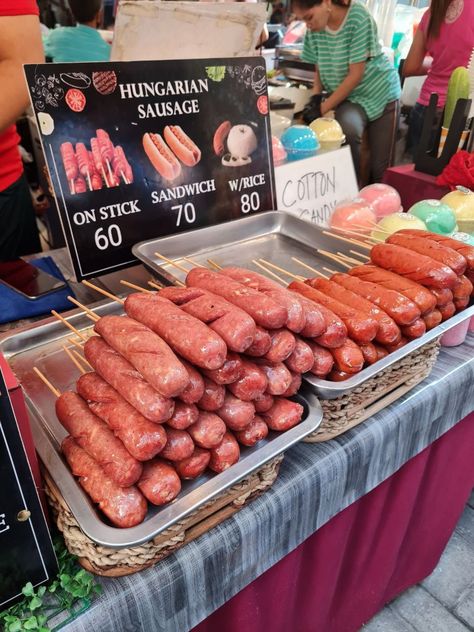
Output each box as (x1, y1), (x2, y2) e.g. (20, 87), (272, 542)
(293, 0), (401, 183)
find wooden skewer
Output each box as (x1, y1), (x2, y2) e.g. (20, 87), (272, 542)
(86, 169), (92, 192)
(82, 280), (124, 304)
(182, 256), (205, 268)
(62, 344), (87, 374)
(120, 279), (153, 294)
(252, 259), (285, 284)
(100, 164), (110, 188)
(33, 367), (61, 398)
(316, 250), (351, 269)
(332, 226), (379, 242)
(70, 179), (75, 195)
(106, 159), (114, 184)
(291, 257), (320, 275)
(68, 336), (84, 350)
(51, 309), (87, 341)
(154, 252), (189, 274)
(322, 230), (372, 251)
(72, 347), (91, 368)
(335, 252), (362, 265)
(148, 281), (163, 291)
(67, 296), (100, 321)
(120, 170), (129, 185)
(351, 221), (379, 230)
(323, 267), (337, 275)
(258, 259), (305, 281)
(349, 249), (370, 261)
(207, 259), (223, 270)
(311, 269), (329, 279)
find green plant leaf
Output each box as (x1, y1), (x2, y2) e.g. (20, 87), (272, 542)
(7, 620), (22, 632)
(29, 596), (43, 611)
(23, 616), (39, 630)
(22, 583), (35, 597)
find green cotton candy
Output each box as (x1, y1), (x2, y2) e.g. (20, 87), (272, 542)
(443, 67), (470, 128)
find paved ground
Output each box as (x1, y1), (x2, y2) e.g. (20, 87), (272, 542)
(363, 490), (474, 632)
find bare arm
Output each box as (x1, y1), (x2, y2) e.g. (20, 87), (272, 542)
(0, 15), (44, 134)
(403, 27), (431, 77)
(312, 65), (322, 94)
(320, 61), (365, 115)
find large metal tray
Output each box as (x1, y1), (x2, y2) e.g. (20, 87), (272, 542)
(0, 302), (323, 548)
(133, 211), (474, 399)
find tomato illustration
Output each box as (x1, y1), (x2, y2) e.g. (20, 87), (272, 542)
(257, 95), (268, 115)
(65, 88), (86, 112)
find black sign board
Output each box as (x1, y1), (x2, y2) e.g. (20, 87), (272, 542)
(0, 370), (57, 609)
(25, 58), (276, 280)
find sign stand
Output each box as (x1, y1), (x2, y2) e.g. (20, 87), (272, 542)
(274, 145), (358, 226)
(25, 57), (275, 281)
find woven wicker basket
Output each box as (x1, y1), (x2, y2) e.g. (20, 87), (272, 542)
(43, 455), (283, 577)
(304, 339), (440, 442)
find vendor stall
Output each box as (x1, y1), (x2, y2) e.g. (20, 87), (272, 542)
(1, 251), (473, 632)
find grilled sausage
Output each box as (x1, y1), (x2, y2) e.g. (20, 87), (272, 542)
(281, 372), (302, 397)
(251, 359), (292, 396)
(137, 459), (181, 505)
(373, 343), (389, 361)
(178, 359), (205, 404)
(387, 233), (467, 276)
(306, 341), (334, 378)
(198, 376), (226, 411)
(289, 282), (348, 348)
(261, 398), (304, 431)
(370, 243), (458, 289)
(423, 309), (442, 331)
(453, 275), (473, 300)
(76, 372), (167, 461)
(220, 267), (305, 332)
(187, 412), (226, 448)
(93, 315), (189, 398)
(454, 297), (470, 310)
(285, 336), (315, 373)
(234, 416), (269, 446)
(298, 281), (378, 343)
(62, 437), (147, 528)
(349, 265), (437, 315)
(160, 428), (194, 461)
(124, 292), (227, 370)
(385, 337), (408, 353)
(396, 229), (474, 272)
(401, 318), (426, 339)
(359, 342), (378, 365)
(327, 370), (351, 382)
(202, 353), (243, 385)
(227, 358), (268, 401)
(167, 402), (199, 430)
(264, 329), (296, 363)
(175, 447), (211, 480)
(84, 336), (174, 423)
(208, 432), (240, 472)
(438, 302), (456, 321)
(330, 339), (365, 374)
(245, 326), (272, 357)
(217, 393), (256, 430)
(312, 276), (401, 343)
(159, 286), (256, 353)
(296, 294), (328, 338)
(186, 267), (288, 329)
(253, 392), (275, 413)
(328, 273), (421, 327)
(429, 287), (453, 307)
(56, 391), (142, 487)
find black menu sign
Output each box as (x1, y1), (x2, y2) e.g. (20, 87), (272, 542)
(0, 370), (57, 608)
(25, 58), (276, 280)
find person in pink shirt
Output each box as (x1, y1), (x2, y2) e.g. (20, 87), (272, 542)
(403, 0), (474, 156)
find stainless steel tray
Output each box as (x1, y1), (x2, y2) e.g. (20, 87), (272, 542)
(0, 302), (323, 548)
(133, 211), (474, 399)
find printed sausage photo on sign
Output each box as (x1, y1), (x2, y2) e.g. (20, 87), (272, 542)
(24, 59), (276, 281)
